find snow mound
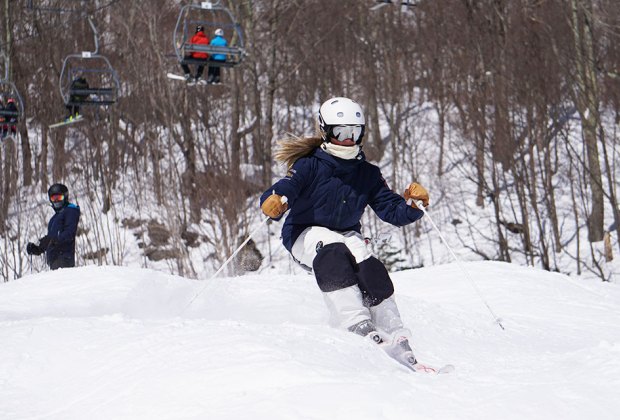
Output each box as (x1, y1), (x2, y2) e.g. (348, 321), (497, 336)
(1, 262), (619, 420)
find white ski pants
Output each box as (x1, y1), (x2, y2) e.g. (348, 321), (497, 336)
(291, 226), (372, 267)
(291, 226), (405, 335)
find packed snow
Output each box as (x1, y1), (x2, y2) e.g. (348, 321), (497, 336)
(1, 262), (619, 420)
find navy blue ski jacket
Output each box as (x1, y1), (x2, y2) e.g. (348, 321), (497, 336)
(260, 148), (423, 251)
(43, 203), (80, 268)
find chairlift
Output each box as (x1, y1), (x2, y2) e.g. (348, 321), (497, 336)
(0, 53), (25, 123)
(27, 0), (90, 13)
(371, 0), (418, 11)
(173, 1), (246, 68)
(59, 16), (120, 108)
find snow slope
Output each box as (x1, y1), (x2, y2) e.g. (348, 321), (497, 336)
(1, 262), (619, 420)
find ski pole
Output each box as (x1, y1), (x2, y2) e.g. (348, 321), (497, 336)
(183, 195), (288, 311)
(412, 199), (505, 330)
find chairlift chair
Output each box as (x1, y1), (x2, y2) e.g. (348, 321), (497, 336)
(59, 54), (120, 107)
(0, 55), (25, 121)
(173, 1), (246, 68)
(58, 17), (120, 108)
(0, 80), (24, 121)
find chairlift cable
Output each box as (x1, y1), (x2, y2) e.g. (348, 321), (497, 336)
(0, 0), (122, 50)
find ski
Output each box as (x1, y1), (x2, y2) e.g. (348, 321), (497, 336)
(1, 132), (18, 143)
(411, 363), (455, 375)
(167, 73), (225, 86)
(49, 115), (85, 129)
(166, 73), (211, 86)
(380, 335), (454, 375)
(166, 72), (187, 81)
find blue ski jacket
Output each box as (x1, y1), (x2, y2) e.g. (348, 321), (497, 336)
(209, 35), (228, 61)
(260, 148), (423, 251)
(44, 203), (80, 268)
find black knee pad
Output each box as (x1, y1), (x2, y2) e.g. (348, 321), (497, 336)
(357, 257), (394, 306)
(312, 243), (358, 292)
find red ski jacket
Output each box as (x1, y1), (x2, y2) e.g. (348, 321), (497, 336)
(189, 31), (209, 59)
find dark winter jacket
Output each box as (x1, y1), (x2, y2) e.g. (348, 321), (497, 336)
(42, 203), (80, 269)
(189, 31), (210, 59)
(70, 77), (90, 103)
(2, 100), (18, 123)
(260, 148), (424, 251)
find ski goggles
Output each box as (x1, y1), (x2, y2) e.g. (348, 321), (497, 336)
(329, 125), (364, 143)
(49, 193), (65, 203)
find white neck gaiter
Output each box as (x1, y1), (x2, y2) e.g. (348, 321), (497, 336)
(322, 143), (361, 160)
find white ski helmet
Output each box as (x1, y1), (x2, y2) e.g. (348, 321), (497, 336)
(214, 28), (224, 37)
(318, 97), (366, 143)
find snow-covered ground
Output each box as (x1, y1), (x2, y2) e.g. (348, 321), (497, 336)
(1, 262), (619, 420)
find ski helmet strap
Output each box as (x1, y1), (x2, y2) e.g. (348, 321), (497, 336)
(318, 113), (328, 141)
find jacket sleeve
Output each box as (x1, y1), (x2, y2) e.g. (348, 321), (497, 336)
(38, 235), (51, 250)
(260, 158), (314, 216)
(368, 170), (423, 227)
(52, 206), (81, 245)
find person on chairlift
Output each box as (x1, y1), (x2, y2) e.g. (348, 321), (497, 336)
(65, 76), (90, 122)
(1, 97), (18, 138)
(0, 97), (6, 139)
(207, 28), (227, 84)
(181, 25), (210, 85)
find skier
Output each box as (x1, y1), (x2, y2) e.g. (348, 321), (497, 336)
(207, 28), (227, 84)
(259, 97), (430, 371)
(26, 183), (81, 270)
(181, 25), (210, 84)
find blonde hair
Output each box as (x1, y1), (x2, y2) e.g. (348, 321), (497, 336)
(274, 134), (323, 168)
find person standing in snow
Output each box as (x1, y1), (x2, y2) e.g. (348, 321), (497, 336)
(26, 183), (81, 270)
(181, 25), (210, 84)
(207, 28), (227, 84)
(259, 97), (430, 371)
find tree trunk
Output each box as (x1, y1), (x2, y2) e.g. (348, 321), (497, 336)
(569, 0), (605, 242)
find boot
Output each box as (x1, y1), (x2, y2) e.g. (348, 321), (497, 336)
(348, 319), (383, 344)
(369, 296), (418, 369)
(381, 328), (417, 369)
(322, 285), (371, 331)
(369, 296), (405, 336)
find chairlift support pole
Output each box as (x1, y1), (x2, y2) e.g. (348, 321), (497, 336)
(86, 15), (99, 56)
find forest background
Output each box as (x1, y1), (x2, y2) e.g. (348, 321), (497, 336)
(0, 0), (619, 283)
